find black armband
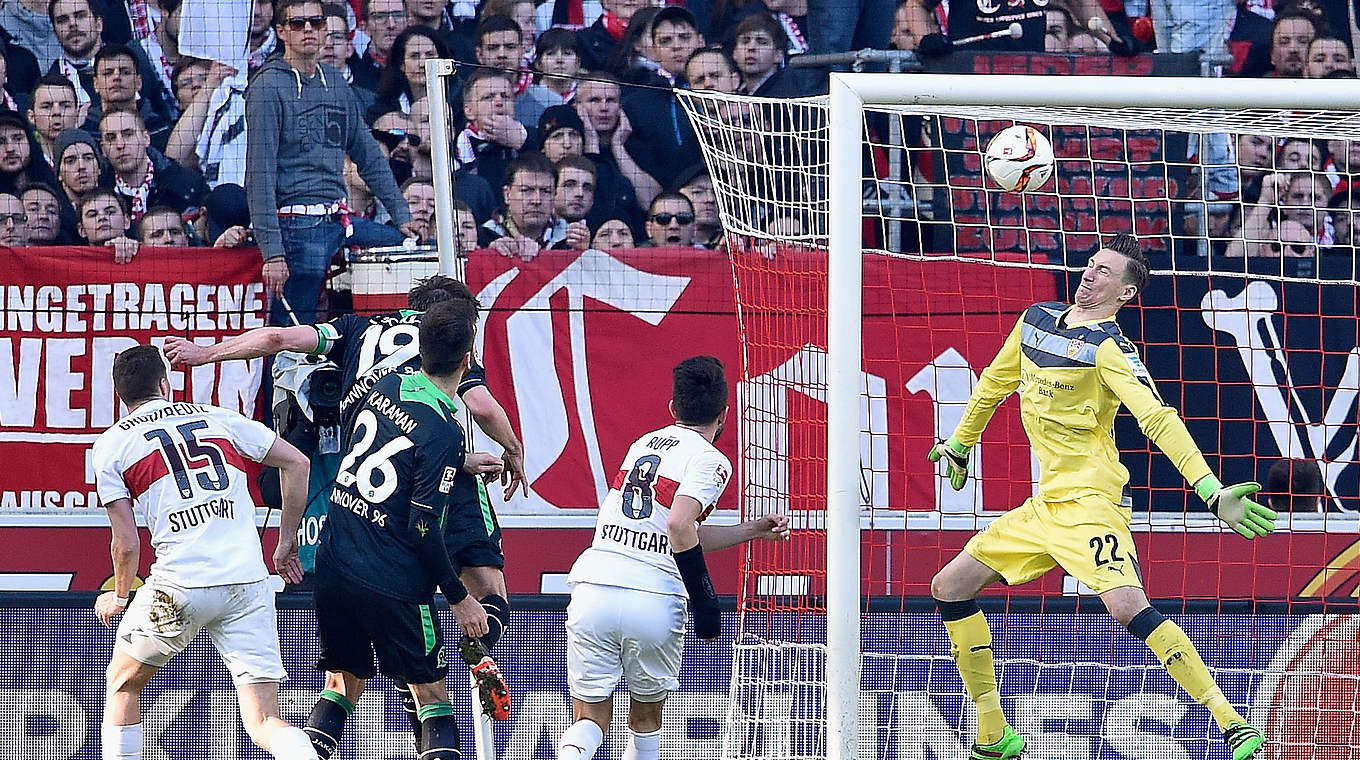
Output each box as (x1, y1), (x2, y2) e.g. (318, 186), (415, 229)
(674, 545), (719, 609)
(675, 544), (721, 639)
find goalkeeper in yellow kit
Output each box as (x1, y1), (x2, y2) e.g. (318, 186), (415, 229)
(928, 234), (1277, 760)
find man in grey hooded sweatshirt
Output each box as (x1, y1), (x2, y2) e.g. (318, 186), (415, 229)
(245, 0), (418, 325)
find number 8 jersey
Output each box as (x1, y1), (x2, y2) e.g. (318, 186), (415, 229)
(568, 425), (733, 598)
(91, 400), (279, 588)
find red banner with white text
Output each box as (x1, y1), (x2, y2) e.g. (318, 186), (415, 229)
(0, 246), (268, 514)
(0, 246), (1354, 601)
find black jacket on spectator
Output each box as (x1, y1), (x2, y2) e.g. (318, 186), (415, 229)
(706, 0), (775, 49)
(748, 66), (808, 97)
(93, 0), (132, 45)
(1228, 5), (1275, 76)
(622, 86), (699, 190)
(576, 17), (618, 72)
(0, 26), (40, 103)
(365, 95), (402, 125)
(456, 166), (496, 223)
(464, 138), (518, 206)
(436, 23), (476, 69)
(107, 145), (208, 216)
(585, 148), (643, 233)
(349, 48), (383, 94)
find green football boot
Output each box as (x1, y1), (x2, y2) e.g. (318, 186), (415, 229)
(1224, 722), (1265, 760)
(970, 726), (1026, 760)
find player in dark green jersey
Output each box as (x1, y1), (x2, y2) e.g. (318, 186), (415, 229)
(167, 275), (519, 744)
(302, 300), (495, 760)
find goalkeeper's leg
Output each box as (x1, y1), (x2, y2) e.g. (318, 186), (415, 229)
(1104, 588), (1263, 760)
(931, 553), (1023, 757)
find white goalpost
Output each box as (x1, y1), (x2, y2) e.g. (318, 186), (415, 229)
(679, 74), (1360, 760)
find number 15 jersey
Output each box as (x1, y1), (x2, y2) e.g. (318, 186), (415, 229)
(91, 400), (279, 588)
(568, 425), (732, 598)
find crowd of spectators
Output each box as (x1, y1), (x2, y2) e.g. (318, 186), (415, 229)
(0, 0), (1356, 318)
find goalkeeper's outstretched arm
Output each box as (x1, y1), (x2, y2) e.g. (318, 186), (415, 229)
(950, 319), (1025, 448)
(929, 318), (1024, 489)
(1096, 340), (1278, 538)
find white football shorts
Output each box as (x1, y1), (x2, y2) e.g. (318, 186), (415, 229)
(115, 575), (286, 684)
(566, 582), (686, 702)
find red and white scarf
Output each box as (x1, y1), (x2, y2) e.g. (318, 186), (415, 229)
(455, 123), (486, 169)
(115, 158), (156, 223)
(601, 10), (627, 40)
(514, 65), (533, 96)
(127, 0), (154, 39)
(778, 13), (808, 55)
(2, 90), (16, 111)
(57, 56), (94, 106)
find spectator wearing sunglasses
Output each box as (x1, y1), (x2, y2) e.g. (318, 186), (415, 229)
(371, 110), (420, 184)
(640, 191), (696, 248)
(246, 0), (416, 325)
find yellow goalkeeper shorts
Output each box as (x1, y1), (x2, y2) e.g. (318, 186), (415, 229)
(963, 494), (1143, 594)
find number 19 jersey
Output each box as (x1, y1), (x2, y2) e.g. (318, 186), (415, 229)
(91, 400), (279, 588)
(568, 425), (732, 598)
(312, 310), (488, 407)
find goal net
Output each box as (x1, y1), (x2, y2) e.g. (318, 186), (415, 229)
(677, 76), (1360, 760)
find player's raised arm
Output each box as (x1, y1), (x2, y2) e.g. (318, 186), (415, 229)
(163, 325), (323, 367)
(461, 385), (527, 499)
(1096, 339), (1278, 539)
(929, 317), (1025, 491)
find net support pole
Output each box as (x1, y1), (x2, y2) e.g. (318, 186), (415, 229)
(426, 58), (461, 278)
(826, 72), (864, 760)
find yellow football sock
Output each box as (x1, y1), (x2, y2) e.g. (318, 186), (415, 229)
(943, 609), (1007, 745)
(1145, 619), (1245, 730)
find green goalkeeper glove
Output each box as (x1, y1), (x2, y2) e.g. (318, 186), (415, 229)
(928, 437), (970, 491)
(1195, 476), (1278, 539)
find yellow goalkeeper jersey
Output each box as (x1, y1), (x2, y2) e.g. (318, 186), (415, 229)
(953, 301), (1212, 505)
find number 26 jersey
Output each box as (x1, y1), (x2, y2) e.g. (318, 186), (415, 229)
(568, 425), (732, 598)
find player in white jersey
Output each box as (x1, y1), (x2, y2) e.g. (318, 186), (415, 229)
(91, 344), (318, 760)
(556, 356), (791, 760)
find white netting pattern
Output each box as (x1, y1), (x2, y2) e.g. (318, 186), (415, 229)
(677, 89), (1360, 285)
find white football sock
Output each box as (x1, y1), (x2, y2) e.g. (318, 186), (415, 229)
(556, 719), (605, 760)
(101, 722), (143, 760)
(269, 725), (319, 760)
(622, 728), (662, 760)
